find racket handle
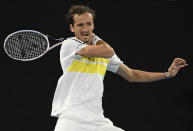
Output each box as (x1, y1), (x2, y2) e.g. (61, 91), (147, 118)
(46, 35), (64, 42)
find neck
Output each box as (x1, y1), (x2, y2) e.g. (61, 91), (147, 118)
(75, 37), (92, 45)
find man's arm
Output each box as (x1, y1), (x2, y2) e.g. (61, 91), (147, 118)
(116, 58), (188, 82)
(116, 64), (167, 82)
(76, 40), (115, 58)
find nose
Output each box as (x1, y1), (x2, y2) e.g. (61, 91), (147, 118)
(82, 25), (88, 32)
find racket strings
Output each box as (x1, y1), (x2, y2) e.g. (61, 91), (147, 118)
(4, 31), (48, 60)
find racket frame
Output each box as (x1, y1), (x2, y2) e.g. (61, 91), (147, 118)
(4, 30), (50, 61)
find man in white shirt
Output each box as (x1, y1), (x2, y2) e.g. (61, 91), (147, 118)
(52, 5), (188, 131)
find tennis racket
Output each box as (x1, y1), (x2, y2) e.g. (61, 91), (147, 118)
(4, 30), (65, 61)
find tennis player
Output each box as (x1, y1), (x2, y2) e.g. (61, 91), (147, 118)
(51, 5), (188, 131)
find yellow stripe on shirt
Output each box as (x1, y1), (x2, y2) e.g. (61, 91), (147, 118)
(67, 57), (109, 76)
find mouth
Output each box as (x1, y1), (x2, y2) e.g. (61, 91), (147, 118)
(80, 32), (89, 37)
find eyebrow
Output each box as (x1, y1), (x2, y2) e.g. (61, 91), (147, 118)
(76, 22), (92, 26)
(77, 23), (83, 26)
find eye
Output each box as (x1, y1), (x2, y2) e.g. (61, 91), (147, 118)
(77, 23), (83, 27)
(87, 22), (92, 26)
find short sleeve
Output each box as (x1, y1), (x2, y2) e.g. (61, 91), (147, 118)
(107, 54), (123, 73)
(60, 37), (87, 70)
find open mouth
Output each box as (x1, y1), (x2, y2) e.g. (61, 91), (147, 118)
(80, 33), (89, 36)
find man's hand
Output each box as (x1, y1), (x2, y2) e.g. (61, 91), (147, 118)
(167, 58), (188, 78)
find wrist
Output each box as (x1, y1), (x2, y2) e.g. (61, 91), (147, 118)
(164, 72), (171, 79)
(92, 35), (102, 45)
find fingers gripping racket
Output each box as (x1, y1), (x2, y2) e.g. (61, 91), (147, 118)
(4, 30), (65, 61)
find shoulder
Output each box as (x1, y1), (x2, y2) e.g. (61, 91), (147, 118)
(62, 37), (86, 47)
(61, 37), (87, 53)
(60, 37), (87, 57)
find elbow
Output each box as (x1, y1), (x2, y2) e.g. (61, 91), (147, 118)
(126, 77), (135, 83)
(126, 69), (136, 83)
(127, 78), (132, 83)
(127, 78), (137, 83)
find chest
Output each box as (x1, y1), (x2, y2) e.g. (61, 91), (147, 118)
(67, 57), (109, 76)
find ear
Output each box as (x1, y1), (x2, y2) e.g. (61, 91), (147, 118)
(70, 24), (74, 32)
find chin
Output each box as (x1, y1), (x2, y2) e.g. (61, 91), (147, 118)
(82, 38), (91, 43)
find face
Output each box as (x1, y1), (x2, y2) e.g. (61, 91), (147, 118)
(70, 12), (94, 44)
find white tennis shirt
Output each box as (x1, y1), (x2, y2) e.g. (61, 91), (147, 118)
(51, 37), (123, 123)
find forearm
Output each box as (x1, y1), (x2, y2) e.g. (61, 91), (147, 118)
(116, 64), (170, 83)
(93, 35), (113, 49)
(129, 69), (169, 82)
(91, 34), (115, 58)
(76, 34), (115, 58)
(96, 40), (114, 50)
(116, 57), (187, 83)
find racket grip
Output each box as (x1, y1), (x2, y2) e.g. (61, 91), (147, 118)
(46, 35), (64, 42)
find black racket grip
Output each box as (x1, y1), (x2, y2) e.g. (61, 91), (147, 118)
(46, 35), (64, 42)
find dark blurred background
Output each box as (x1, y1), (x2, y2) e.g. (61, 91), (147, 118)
(0, 0), (192, 131)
